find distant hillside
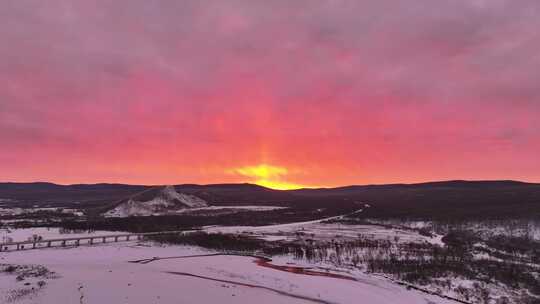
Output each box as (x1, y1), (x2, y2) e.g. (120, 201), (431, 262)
(291, 180), (540, 219)
(0, 182), (148, 209)
(173, 183), (295, 204)
(1, 180), (539, 219)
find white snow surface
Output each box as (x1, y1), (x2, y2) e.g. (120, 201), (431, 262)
(0, 241), (456, 304)
(0, 207), (83, 217)
(161, 185), (208, 208)
(184, 205), (285, 211)
(203, 209), (442, 245)
(204, 209), (365, 234)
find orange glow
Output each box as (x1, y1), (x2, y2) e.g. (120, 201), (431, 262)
(228, 164), (310, 190)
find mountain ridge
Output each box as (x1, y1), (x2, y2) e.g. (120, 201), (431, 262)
(2, 180), (539, 219)
(1, 179), (537, 191)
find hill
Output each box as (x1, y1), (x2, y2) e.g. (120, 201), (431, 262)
(104, 185), (209, 217)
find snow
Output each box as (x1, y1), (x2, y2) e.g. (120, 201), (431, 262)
(162, 185), (208, 208)
(176, 205), (286, 212)
(0, 208), (25, 216)
(0, 241), (457, 304)
(204, 209), (365, 234)
(203, 209), (442, 245)
(364, 218), (540, 241)
(105, 204), (285, 218)
(0, 207), (83, 217)
(104, 199), (167, 217)
(104, 186), (209, 217)
(0, 199), (18, 208)
(206, 222), (433, 243)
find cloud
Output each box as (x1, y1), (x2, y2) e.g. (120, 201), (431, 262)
(0, 0), (539, 184)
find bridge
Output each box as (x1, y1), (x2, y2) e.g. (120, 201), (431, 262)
(0, 230), (194, 252)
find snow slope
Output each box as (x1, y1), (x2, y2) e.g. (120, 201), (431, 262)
(105, 185), (208, 217)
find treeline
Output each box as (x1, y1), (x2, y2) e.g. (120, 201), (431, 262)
(149, 232), (291, 255)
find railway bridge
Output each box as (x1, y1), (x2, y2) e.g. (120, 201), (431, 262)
(0, 230), (193, 252)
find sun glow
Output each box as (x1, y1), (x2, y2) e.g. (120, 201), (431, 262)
(229, 164), (307, 190)
(252, 179), (305, 190)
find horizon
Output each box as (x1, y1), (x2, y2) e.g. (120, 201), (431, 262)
(1, 178), (537, 191)
(2, 1), (539, 189)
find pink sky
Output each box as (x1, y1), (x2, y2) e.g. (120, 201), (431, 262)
(1, 1), (539, 188)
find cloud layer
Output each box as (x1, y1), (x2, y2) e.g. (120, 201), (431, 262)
(1, 1), (539, 186)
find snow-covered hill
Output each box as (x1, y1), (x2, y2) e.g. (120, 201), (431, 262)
(104, 186), (209, 217)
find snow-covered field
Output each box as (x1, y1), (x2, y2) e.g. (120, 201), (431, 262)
(0, 207), (83, 217)
(181, 205), (286, 211)
(204, 211), (444, 245)
(2, 210), (531, 304)
(0, 241), (456, 304)
(364, 218), (540, 240)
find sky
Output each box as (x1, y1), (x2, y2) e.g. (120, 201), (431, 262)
(1, 1), (539, 189)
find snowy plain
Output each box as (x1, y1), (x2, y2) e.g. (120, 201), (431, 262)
(0, 240), (457, 304)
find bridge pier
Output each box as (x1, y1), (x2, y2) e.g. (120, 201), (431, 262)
(114, 236), (119, 242)
(61, 241), (66, 247)
(126, 235), (130, 241)
(89, 238), (93, 245)
(102, 237), (106, 243)
(75, 240), (80, 246)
